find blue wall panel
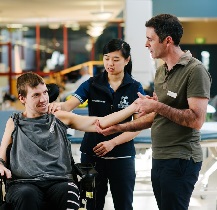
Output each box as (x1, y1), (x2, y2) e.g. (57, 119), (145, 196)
(153, 0), (217, 18)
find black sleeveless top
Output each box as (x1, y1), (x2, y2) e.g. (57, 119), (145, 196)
(10, 113), (74, 182)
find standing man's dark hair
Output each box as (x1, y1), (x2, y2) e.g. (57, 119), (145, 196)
(145, 14), (183, 45)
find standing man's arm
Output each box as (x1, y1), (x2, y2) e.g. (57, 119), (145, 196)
(155, 97), (207, 130)
(96, 93), (208, 136)
(96, 112), (155, 136)
(137, 93), (208, 130)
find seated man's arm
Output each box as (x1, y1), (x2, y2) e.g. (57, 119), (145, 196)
(54, 101), (138, 132)
(0, 118), (14, 178)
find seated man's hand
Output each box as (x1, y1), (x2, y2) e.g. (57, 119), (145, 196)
(93, 140), (116, 157)
(0, 164), (12, 179)
(48, 102), (62, 114)
(95, 120), (119, 136)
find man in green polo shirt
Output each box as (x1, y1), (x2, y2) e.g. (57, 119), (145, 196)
(96, 14), (212, 210)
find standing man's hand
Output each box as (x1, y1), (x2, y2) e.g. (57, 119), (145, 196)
(137, 92), (158, 114)
(95, 120), (119, 136)
(152, 92), (158, 101)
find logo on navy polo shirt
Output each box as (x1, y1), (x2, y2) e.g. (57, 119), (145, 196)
(118, 96), (129, 108)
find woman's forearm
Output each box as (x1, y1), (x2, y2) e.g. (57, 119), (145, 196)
(99, 103), (137, 128)
(110, 131), (141, 146)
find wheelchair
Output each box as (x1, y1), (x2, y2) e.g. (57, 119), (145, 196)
(0, 144), (98, 210)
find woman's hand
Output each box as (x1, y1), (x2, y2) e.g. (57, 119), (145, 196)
(93, 140), (116, 157)
(48, 102), (62, 114)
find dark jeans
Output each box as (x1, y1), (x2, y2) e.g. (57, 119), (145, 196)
(81, 153), (135, 210)
(6, 180), (79, 210)
(151, 158), (202, 210)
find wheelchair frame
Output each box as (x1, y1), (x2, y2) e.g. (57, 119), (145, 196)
(0, 145), (98, 210)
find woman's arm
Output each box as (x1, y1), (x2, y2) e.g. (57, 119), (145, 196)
(55, 101), (138, 132)
(48, 96), (81, 113)
(48, 80), (90, 113)
(93, 131), (141, 156)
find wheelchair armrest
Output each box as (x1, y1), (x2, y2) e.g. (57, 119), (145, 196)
(0, 175), (7, 184)
(74, 163), (98, 179)
(0, 175), (6, 206)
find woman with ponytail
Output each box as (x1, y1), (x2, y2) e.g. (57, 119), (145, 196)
(49, 38), (146, 210)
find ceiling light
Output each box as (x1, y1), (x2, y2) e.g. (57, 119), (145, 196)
(22, 27), (29, 31)
(87, 26), (104, 38)
(91, 11), (113, 20)
(91, 0), (113, 20)
(85, 39), (92, 52)
(71, 23), (80, 31)
(86, 22), (106, 38)
(48, 23), (60, 30)
(64, 21), (80, 31)
(6, 24), (23, 29)
(91, 21), (107, 28)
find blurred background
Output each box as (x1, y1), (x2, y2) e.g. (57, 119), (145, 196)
(0, 0), (216, 118)
(0, 0), (217, 112)
(0, 1), (217, 209)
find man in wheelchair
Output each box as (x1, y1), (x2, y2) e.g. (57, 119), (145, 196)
(0, 72), (139, 210)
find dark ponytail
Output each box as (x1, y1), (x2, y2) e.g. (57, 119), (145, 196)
(103, 39), (132, 76)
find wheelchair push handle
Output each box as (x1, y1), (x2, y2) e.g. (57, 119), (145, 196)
(74, 163), (98, 179)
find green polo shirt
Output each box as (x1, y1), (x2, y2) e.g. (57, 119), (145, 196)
(152, 51), (211, 162)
